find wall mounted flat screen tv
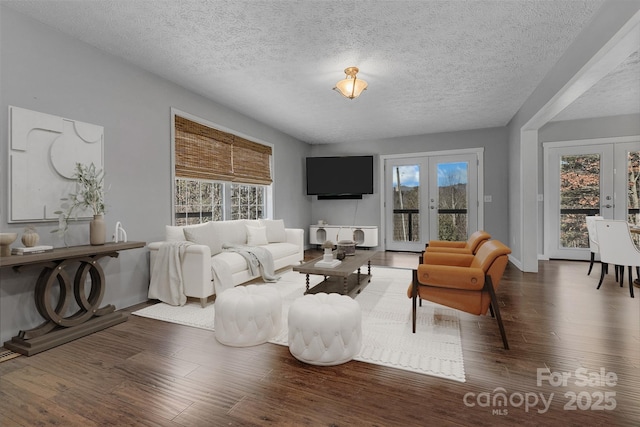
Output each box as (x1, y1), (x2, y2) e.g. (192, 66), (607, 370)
(306, 155), (374, 199)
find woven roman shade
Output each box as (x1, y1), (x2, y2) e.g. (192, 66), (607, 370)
(175, 116), (272, 185)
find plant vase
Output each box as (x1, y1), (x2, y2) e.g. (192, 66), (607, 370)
(90, 214), (106, 245)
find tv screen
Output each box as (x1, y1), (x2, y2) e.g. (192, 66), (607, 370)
(306, 156), (374, 198)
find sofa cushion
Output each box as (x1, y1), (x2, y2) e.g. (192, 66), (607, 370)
(264, 242), (299, 259)
(214, 251), (251, 274)
(165, 225), (186, 242)
(260, 219), (287, 243)
(246, 225), (269, 246)
(184, 222), (223, 256)
(215, 220), (250, 246)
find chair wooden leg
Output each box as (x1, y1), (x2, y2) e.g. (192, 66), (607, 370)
(587, 252), (595, 275)
(485, 276), (509, 350)
(628, 266), (634, 298)
(597, 264), (606, 289)
(489, 303), (495, 318)
(619, 266), (624, 287)
(411, 270), (418, 333)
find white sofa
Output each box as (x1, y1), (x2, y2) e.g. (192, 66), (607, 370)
(148, 219), (304, 306)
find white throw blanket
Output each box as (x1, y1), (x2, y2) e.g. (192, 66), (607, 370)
(211, 256), (234, 296)
(148, 241), (193, 306)
(222, 244), (280, 282)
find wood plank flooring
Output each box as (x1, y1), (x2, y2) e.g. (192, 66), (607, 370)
(1, 251), (639, 426)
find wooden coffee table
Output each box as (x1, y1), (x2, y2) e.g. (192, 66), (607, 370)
(293, 250), (377, 297)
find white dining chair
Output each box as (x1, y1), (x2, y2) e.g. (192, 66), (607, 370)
(595, 219), (637, 298)
(586, 215), (620, 282)
(585, 215), (603, 276)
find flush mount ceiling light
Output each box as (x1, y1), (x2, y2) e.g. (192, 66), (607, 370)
(333, 66), (368, 99)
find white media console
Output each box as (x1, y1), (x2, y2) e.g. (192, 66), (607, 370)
(309, 225), (379, 247)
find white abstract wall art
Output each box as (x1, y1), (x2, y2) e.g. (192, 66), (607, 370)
(8, 106), (104, 222)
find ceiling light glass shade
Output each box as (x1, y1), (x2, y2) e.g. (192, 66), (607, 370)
(333, 67), (368, 99)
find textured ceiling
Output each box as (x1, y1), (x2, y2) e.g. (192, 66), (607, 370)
(551, 50), (640, 122)
(6, 0), (629, 144)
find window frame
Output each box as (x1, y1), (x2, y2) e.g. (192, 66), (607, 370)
(170, 108), (274, 225)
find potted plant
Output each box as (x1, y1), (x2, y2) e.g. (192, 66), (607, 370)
(53, 162), (106, 246)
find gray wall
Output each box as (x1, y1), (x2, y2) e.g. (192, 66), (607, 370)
(308, 126), (510, 246)
(539, 114), (640, 142)
(0, 6), (311, 345)
(507, 1), (640, 270)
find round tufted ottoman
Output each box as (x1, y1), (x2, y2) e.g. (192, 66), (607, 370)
(288, 293), (362, 366)
(214, 284), (282, 347)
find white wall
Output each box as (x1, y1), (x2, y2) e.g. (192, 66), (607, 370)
(507, 1), (640, 270)
(308, 126), (509, 246)
(0, 6), (312, 345)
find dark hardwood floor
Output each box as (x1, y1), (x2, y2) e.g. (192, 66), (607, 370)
(1, 250), (638, 426)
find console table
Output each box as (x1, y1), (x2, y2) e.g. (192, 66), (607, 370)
(309, 225), (378, 247)
(0, 241), (145, 356)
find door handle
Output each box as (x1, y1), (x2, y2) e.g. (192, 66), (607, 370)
(601, 204), (612, 209)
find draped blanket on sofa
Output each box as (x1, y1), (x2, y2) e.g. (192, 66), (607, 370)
(148, 241), (193, 306)
(221, 244), (281, 283)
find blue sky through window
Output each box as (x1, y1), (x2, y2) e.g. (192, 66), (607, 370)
(392, 162), (468, 188)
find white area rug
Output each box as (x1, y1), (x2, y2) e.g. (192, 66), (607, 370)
(133, 267), (466, 382)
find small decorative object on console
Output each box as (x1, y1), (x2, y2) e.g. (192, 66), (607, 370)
(0, 233), (18, 257)
(21, 226), (40, 247)
(12, 245), (54, 255)
(113, 221), (128, 243)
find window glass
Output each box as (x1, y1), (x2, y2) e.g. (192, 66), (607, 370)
(175, 178), (265, 225)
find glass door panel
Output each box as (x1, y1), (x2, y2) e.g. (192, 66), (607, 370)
(547, 141), (640, 259)
(558, 153), (602, 250)
(393, 165), (420, 243)
(385, 159), (427, 252)
(385, 153), (481, 252)
(428, 154), (478, 241)
(626, 150), (640, 225)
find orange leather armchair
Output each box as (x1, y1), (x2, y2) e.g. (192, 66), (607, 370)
(409, 239), (512, 349)
(424, 230), (491, 255)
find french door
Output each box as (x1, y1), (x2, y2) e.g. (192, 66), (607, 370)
(545, 139), (640, 260)
(384, 152), (480, 252)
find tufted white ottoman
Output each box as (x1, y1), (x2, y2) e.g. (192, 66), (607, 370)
(288, 293), (362, 366)
(214, 284), (282, 347)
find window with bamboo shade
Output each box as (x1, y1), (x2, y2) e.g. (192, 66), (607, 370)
(173, 114), (272, 225)
(175, 115), (272, 185)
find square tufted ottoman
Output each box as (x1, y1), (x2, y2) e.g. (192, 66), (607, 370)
(214, 284), (282, 347)
(288, 292), (362, 366)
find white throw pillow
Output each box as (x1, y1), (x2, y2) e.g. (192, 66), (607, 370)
(259, 219), (287, 243)
(218, 219), (249, 246)
(183, 222), (223, 255)
(246, 225), (269, 246)
(165, 225), (186, 242)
